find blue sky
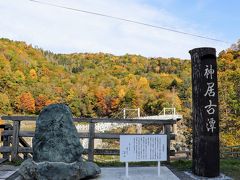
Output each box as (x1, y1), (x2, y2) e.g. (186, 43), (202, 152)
(144, 0), (239, 42)
(0, 0), (238, 58)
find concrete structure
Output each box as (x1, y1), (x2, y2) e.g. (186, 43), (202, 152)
(134, 108), (182, 135)
(0, 171), (18, 180)
(0, 166), (179, 180)
(97, 167), (179, 180)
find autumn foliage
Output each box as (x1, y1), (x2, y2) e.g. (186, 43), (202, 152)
(0, 38), (239, 146)
(16, 92), (35, 113)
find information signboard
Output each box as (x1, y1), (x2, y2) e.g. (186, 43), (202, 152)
(120, 135), (167, 162)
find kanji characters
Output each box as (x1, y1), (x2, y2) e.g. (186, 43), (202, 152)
(204, 82), (215, 97)
(206, 118), (216, 133)
(204, 64), (217, 133)
(204, 65), (214, 79)
(204, 100), (217, 115)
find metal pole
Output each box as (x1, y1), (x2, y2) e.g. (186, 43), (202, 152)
(126, 162), (129, 177)
(136, 108), (142, 134)
(158, 161), (161, 177)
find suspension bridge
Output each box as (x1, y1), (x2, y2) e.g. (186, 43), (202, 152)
(76, 107), (182, 148)
(76, 107), (182, 133)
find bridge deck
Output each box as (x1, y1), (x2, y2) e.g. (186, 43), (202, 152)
(136, 115), (182, 121)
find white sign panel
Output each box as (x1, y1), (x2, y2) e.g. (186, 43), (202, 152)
(120, 135), (167, 162)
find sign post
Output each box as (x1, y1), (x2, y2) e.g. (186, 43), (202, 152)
(126, 162), (129, 177)
(120, 135), (167, 177)
(189, 48), (220, 177)
(158, 161), (161, 177)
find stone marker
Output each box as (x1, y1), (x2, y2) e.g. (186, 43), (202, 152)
(18, 104), (101, 180)
(189, 48), (219, 177)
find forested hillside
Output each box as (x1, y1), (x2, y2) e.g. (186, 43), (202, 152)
(0, 38), (239, 146)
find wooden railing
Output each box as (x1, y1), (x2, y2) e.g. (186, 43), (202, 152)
(221, 145), (240, 158)
(0, 116), (180, 163)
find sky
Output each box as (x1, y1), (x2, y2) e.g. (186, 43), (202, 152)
(0, 0), (239, 59)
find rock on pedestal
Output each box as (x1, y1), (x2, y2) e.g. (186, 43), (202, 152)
(18, 104), (101, 180)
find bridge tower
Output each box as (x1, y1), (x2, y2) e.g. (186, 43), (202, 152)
(123, 108), (142, 134)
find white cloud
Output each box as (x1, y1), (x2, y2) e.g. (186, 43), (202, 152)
(0, 0), (229, 58)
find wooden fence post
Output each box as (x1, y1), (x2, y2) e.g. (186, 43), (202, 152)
(88, 121), (95, 161)
(164, 124), (171, 163)
(11, 121), (20, 161)
(2, 125), (11, 160)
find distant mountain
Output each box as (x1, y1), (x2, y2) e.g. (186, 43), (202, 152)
(0, 38), (239, 146)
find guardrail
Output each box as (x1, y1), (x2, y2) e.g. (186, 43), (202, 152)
(221, 145), (240, 158)
(0, 116), (179, 163)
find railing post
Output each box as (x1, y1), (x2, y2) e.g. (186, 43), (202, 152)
(172, 123), (177, 134)
(187, 151), (190, 160)
(88, 121), (95, 161)
(136, 108), (142, 134)
(11, 121), (20, 162)
(137, 108), (140, 117)
(164, 124), (171, 163)
(2, 125), (11, 160)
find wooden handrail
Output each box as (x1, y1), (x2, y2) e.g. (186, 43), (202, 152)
(1, 116), (178, 124)
(0, 115), (178, 163)
(1, 130), (176, 139)
(221, 145), (240, 149)
(220, 145), (240, 158)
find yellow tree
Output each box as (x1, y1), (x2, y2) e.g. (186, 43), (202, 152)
(29, 69), (37, 80)
(95, 86), (112, 116)
(16, 92), (35, 113)
(138, 77), (149, 88)
(0, 93), (12, 114)
(14, 70), (25, 82)
(45, 99), (57, 106)
(35, 94), (48, 112)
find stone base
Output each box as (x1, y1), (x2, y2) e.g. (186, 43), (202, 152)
(184, 171), (232, 180)
(18, 159), (101, 180)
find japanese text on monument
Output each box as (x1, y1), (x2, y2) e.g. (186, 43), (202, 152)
(204, 64), (217, 133)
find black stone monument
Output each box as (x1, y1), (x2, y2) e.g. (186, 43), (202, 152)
(189, 47), (220, 177)
(18, 104), (101, 180)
